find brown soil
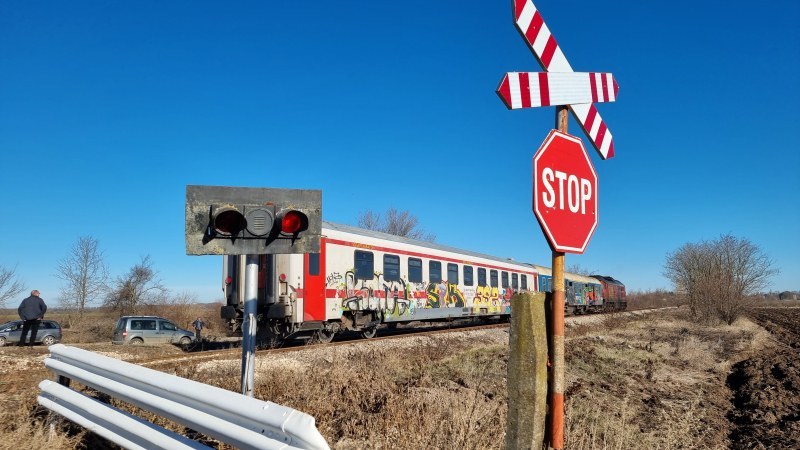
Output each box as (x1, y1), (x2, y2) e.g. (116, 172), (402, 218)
(728, 308), (800, 449)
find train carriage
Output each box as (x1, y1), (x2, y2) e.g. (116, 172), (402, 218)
(222, 222), (539, 343)
(531, 265), (605, 314)
(591, 275), (627, 311)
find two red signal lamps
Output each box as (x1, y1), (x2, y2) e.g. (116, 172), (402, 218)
(211, 207), (308, 237)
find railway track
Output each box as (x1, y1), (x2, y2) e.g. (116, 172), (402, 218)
(140, 321), (511, 368)
(139, 307), (668, 368)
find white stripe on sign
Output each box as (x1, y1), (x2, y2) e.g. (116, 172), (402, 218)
(510, 0), (617, 159)
(497, 72), (617, 110)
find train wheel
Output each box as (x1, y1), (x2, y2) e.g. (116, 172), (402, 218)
(360, 326), (378, 339)
(316, 329), (335, 344)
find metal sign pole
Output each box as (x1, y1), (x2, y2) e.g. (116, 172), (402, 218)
(240, 254), (258, 397)
(548, 106), (569, 450)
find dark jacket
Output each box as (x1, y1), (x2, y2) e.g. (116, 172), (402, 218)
(18, 295), (47, 321)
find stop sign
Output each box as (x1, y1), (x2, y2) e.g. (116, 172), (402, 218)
(532, 130), (598, 254)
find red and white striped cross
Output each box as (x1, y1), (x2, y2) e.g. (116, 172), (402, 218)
(497, 0), (618, 159)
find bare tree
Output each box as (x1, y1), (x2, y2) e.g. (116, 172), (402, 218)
(567, 264), (596, 276)
(357, 208), (436, 242)
(0, 265), (25, 308)
(104, 256), (168, 315)
(56, 236), (109, 317)
(664, 235), (777, 324)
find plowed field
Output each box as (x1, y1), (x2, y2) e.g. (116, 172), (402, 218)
(729, 308), (800, 449)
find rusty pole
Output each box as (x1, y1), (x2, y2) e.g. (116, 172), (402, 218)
(549, 106), (569, 449)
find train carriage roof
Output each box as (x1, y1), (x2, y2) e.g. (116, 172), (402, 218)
(591, 275), (626, 287)
(323, 221), (536, 272)
(529, 264), (601, 285)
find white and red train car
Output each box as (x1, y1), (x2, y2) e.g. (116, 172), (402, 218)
(221, 221), (539, 343)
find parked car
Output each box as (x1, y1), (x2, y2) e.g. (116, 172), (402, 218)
(112, 316), (195, 345)
(0, 320), (62, 346)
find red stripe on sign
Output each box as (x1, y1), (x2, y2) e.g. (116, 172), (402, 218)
(584, 105), (598, 133)
(595, 122), (608, 149)
(520, 72), (531, 108)
(538, 72), (550, 106)
(589, 73), (598, 103)
(541, 36), (558, 69)
(514, 0), (528, 21)
(607, 140), (615, 158)
(602, 74), (610, 102)
(526, 11), (544, 47)
(497, 75), (512, 109)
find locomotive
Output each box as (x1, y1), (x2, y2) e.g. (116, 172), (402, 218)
(220, 221), (626, 343)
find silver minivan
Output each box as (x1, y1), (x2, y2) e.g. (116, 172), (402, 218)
(112, 316), (195, 345)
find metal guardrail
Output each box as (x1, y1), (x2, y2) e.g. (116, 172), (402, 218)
(38, 344), (330, 450)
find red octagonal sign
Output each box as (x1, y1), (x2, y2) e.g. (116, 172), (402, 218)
(533, 130), (598, 254)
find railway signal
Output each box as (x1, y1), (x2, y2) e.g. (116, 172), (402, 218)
(185, 185), (321, 255)
(185, 185), (322, 397)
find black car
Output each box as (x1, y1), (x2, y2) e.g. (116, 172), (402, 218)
(0, 320), (62, 346)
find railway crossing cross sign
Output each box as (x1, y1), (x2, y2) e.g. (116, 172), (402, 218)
(496, 0), (618, 159)
(533, 130), (598, 254)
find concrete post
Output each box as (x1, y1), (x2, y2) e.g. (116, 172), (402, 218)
(506, 292), (548, 450)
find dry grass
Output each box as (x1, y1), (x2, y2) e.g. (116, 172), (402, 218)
(562, 311), (769, 450)
(0, 308), (773, 449)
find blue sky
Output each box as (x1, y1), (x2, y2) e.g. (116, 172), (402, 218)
(1, 0), (798, 305)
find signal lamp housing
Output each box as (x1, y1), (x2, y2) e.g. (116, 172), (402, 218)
(185, 185), (321, 255)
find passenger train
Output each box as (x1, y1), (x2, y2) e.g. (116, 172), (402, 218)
(220, 221), (626, 343)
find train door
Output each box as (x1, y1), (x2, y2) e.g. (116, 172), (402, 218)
(303, 242), (326, 322)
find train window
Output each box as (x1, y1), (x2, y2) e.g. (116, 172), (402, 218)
(384, 254), (400, 282)
(502, 271), (509, 288)
(490, 270), (498, 287)
(429, 261), (442, 283)
(464, 266), (474, 286)
(542, 275), (552, 292)
(354, 251), (374, 280)
(308, 253), (320, 276)
(447, 263), (459, 284)
(477, 268), (487, 286)
(512, 273), (519, 289)
(408, 258), (422, 283)
(521, 274), (528, 290)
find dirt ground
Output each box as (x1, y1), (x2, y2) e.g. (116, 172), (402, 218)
(0, 307), (798, 449)
(728, 308), (800, 449)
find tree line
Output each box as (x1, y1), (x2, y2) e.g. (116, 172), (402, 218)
(0, 236), (173, 318)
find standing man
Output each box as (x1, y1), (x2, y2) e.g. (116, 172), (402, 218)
(18, 290), (47, 346)
(192, 317), (206, 341)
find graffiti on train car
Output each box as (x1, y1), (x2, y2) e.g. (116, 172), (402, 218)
(425, 281), (466, 308)
(329, 267), (506, 317)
